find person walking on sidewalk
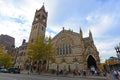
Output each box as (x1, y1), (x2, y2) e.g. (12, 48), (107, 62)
(28, 63), (33, 75)
(82, 69), (86, 77)
(106, 71), (112, 80)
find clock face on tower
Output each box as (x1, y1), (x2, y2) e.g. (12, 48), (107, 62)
(35, 17), (38, 21)
(42, 18), (46, 23)
(42, 15), (46, 23)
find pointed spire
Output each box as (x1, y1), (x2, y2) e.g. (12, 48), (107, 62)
(89, 30), (93, 40)
(39, 4), (45, 11)
(49, 35), (51, 40)
(80, 28), (83, 38)
(63, 27), (65, 32)
(89, 30), (92, 36)
(41, 4), (45, 10)
(48, 35), (52, 44)
(22, 39), (26, 45)
(79, 28), (84, 48)
(80, 28), (82, 34)
(39, 3), (46, 12)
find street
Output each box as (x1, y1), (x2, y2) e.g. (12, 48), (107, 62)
(0, 73), (106, 80)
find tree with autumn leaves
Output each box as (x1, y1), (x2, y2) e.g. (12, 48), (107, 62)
(27, 35), (56, 72)
(0, 46), (12, 68)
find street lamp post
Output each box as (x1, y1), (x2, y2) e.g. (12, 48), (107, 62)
(115, 43), (120, 60)
(115, 43), (120, 69)
(28, 56), (32, 75)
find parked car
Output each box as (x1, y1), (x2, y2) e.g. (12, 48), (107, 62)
(8, 67), (20, 74)
(0, 68), (8, 73)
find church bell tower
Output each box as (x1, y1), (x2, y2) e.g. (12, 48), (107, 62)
(29, 5), (48, 43)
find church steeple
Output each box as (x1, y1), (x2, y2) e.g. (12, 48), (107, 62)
(41, 4), (45, 9)
(29, 5), (48, 43)
(33, 4), (48, 25)
(39, 4), (46, 12)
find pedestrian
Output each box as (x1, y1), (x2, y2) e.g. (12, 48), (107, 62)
(82, 69), (86, 77)
(117, 70), (120, 80)
(73, 69), (76, 76)
(112, 70), (117, 80)
(56, 69), (59, 76)
(90, 66), (95, 75)
(106, 71), (112, 80)
(78, 70), (81, 76)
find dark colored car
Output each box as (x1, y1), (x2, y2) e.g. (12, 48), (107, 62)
(8, 67), (20, 74)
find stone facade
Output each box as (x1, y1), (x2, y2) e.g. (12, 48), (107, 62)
(29, 5), (48, 43)
(49, 28), (100, 71)
(15, 5), (48, 69)
(17, 5), (100, 71)
(15, 39), (28, 69)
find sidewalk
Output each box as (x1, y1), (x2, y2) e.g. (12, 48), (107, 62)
(21, 70), (106, 80)
(41, 73), (106, 80)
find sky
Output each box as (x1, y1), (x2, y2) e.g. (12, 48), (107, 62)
(0, 0), (120, 63)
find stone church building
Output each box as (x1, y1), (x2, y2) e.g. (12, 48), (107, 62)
(29, 5), (100, 70)
(49, 27), (100, 71)
(21, 5), (100, 71)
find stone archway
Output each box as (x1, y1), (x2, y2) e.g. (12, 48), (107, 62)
(87, 55), (97, 69)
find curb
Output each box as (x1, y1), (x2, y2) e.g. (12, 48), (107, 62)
(21, 71), (106, 80)
(42, 74), (106, 79)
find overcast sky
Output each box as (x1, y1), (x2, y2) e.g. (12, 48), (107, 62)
(0, 0), (120, 62)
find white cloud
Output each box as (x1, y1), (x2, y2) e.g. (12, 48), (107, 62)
(0, 0), (58, 47)
(85, 14), (114, 37)
(95, 37), (120, 63)
(51, 17), (82, 33)
(0, 0), (120, 63)
(80, 11), (120, 63)
(0, 19), (31, 46)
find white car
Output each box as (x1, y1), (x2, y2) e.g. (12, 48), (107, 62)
(0, 68), (8, 73)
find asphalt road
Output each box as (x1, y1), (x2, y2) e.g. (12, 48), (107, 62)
(0, 73), (106, 80)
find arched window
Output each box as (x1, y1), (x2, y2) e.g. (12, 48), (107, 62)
(63, 45), (65, 55)
(60, 47), (62, 55)
(42, 26), (44, 31)
(57, 47), (59, 55)
(69, 45), (71, 54)
(61, 47), (63, 55)
(57, 44), (72, 55)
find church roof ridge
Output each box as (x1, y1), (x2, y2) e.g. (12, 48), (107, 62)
(52, 28), (91, 41)
(52, 29), (79, 40)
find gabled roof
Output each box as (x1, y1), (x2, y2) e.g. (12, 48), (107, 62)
(52, 29), (80, 40)
(52, 29), (90, 42)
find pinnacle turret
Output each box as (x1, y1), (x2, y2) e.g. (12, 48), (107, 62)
(80, 28), (83, 39)
(89, 30), (93, 42)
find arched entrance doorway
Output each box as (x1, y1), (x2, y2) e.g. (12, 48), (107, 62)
(87, 55), (97, 69)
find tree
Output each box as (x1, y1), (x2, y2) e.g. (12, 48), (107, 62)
(27, 35), (46, 61)
(27, 35), (55, 72)
(0, 46), (12, 68)
(0, 54), (12, 68)
(45, 37), (56, 70)
(0, 46), (6, 54)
